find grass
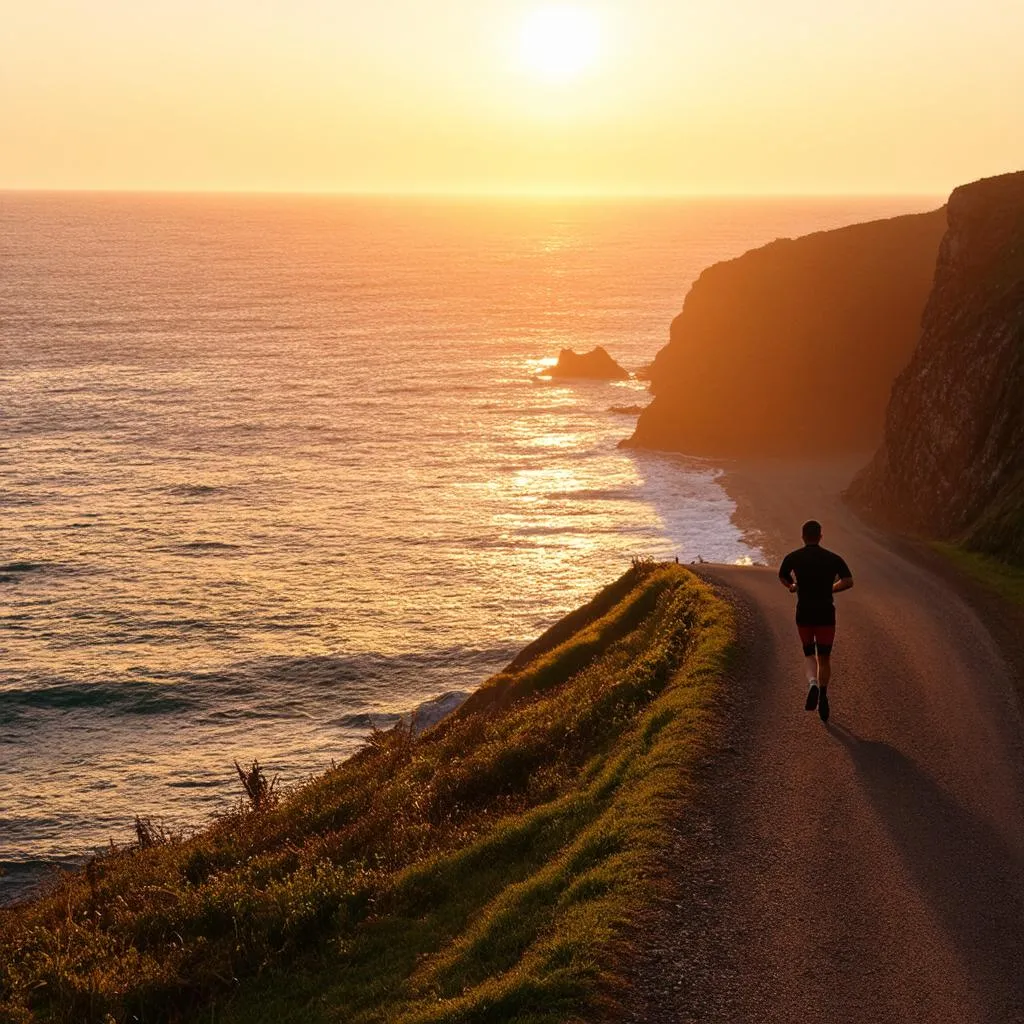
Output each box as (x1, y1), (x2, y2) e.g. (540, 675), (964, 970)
(963, 469), (1024, 568)
(0, 562), (733, 1024)
(933, 542), (1024, 607)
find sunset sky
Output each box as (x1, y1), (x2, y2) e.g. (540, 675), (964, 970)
(3, 0), (1023, 195)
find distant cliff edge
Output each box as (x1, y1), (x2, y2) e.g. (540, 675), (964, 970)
(849, 171), (1024, 564)
(623, 208), (947, 456)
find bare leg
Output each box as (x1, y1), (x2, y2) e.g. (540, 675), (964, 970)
(817, 654), (832, 689)
(804, 655), (818, 683)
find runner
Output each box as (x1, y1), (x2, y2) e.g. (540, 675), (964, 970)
(778, 520), (854, 722)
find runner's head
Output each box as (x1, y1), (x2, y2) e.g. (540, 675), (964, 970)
(802, 519), (822, 545)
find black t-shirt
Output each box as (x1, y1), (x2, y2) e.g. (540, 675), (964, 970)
(778, 544), (853, 626)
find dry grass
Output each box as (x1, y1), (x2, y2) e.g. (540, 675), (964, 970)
(233, 759), (280, 812)
(0, 562), (732, 1024)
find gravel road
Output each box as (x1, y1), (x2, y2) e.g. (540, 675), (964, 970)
(626, 462), (1024, 1024)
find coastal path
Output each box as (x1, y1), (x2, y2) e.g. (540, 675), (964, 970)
(627, 461), (1024, 1024)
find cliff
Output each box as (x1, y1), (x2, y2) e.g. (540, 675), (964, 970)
(624, 208), (947, 456)
(849, 171), (1024, 564)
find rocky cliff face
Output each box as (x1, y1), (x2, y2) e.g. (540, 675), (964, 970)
(624, 209), (947, 456)
(849, 171), (1024, 563)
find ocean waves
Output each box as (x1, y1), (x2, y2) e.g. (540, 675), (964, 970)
(1, 644), (512, 715)
(164, 483), (232, 499)
(0, 560), (85, 582)
(0, 680), (194, 716)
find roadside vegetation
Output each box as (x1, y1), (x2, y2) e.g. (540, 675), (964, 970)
(964, 471), (1024, 568)
(934, 542), (1024, 606)
(0, 562), (732, 1024)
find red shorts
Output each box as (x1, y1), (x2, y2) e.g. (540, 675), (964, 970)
(798, 625), (835, 656)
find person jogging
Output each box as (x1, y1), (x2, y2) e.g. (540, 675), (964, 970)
(778, 520), (853, 722)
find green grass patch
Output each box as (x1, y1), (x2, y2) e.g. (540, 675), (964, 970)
(933, 542), (1024, 606)
(962, 468), (1024, 568)
(0, 563), (733, 1024)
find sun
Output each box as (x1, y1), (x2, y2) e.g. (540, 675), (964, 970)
(519, 6), (602, 82)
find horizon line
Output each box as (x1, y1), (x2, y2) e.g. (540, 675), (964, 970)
(0, 186), (948, 202)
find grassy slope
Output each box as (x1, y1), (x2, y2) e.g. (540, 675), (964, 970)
(0, 563), (733, 1024)
(933, 543), (1024, 607)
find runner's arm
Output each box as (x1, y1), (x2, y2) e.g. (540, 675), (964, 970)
(833, 554), (853, 594)
(778, 555), (798, 593)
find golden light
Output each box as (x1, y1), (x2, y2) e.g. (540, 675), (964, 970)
(519, 5), (602, 82)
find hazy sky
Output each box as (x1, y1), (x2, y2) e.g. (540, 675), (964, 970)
(3, 0), (1023, 194)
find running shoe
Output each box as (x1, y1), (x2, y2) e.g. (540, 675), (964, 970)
(805, 683), (819, 711)
(818, 688), (830, 723)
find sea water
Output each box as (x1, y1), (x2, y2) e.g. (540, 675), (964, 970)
(0, 193), (931, 898)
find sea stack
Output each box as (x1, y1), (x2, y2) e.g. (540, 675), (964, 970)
(622, 209), (947, 456)
(549, 346), (629, 380)
(849, 170), (1024, 563)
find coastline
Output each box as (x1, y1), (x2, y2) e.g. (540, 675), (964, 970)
(3, 196), (915, 888)
(718, 455), (871, 562)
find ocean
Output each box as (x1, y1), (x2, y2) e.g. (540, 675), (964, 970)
(0, 192), (931, 899)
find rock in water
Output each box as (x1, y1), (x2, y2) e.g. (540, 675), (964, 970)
(849, 170), (1024, 564)
(409, 691), (469, 733)
(549, 346), (629, 380)
(623, 209), (947, 456)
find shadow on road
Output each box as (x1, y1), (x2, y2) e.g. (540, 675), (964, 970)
(829, 723), (1024, 1018)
